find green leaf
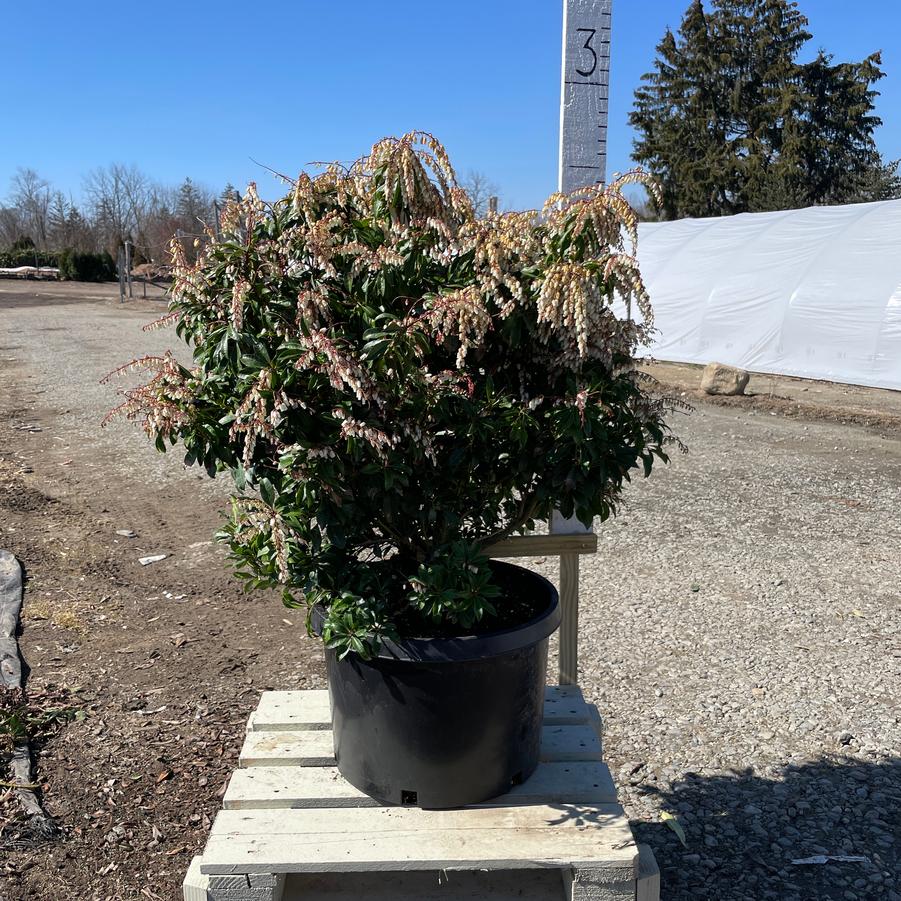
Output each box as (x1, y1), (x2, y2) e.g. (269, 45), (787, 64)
(661, 811), (687, 848)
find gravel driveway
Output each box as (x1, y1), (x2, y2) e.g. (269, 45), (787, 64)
(1, 282), (899, 900)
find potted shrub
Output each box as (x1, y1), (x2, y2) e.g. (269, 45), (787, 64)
(108, 133), (674, 808)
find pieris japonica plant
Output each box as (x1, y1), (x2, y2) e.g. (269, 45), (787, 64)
(106, 132), (675, 657)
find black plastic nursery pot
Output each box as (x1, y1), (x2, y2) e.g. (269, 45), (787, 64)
(317, 560), (561, 809)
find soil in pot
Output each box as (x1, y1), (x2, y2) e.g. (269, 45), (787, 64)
(321, 560), (561, 808)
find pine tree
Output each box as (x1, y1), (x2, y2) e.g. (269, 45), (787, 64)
(176, 177), (209, 229)
(630, 0), (898, 218)
(220, 182), (240, 205)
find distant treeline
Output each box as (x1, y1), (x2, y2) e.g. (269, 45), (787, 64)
(0, 165), (241, 273)
(0, 244), (116, 281)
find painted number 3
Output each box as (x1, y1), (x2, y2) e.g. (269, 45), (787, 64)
(575, 28), (597, 77)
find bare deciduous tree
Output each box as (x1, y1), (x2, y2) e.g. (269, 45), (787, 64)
(8, 168), (52, 248)
(462, 169), (500, 218)
(83, 164), (152, 255)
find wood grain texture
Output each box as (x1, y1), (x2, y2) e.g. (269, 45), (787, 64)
(223, 761), (618, 811)
(486, 534), (598, 558)
(636, 844), (661, 901)
(282, 870), (566, 901)
(240, 724), (601, 769)
(199, 804), (636, 875)
(558, 554), (580, 686)
(182, 856), (210, 901)
(562, 864), (637, 901)
(251, 686), (593, 732)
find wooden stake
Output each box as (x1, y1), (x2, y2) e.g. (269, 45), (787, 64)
(558, 553), (580, 685)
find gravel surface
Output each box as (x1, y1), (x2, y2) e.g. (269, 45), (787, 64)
(1, 283), (899, 900)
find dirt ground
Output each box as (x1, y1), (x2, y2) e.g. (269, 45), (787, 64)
(0, 283), (325, 901)
(0, 281), (898, 901)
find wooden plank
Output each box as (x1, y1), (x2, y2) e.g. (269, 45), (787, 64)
(540, 725), (601, 761)
(250, 686), (592, 732)
(252, 690), (330, 732)
(486, 534), (597, 558)
(240, 729), (334, 767)
(240, 724), (601, 768)
(207, 873), (286, 901)
(636, 844), (661, 901)
(562, 864), (637, 901)
(182, 856), (209, 901)
(282, 869), (566, 901)
(199, 804), (637, 875)
(558, 553), (580, 685)
(543, 686), (593, 726)
(224, 761), (618, 810)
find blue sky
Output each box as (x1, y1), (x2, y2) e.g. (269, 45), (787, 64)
(4, 1), (900, 210)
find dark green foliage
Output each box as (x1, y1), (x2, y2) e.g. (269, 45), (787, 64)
(0, 248), (59, 268)
(57, 249), (117, 282)
(631, 0), (900, 218)
(11, 235), (35, 251)
(114, 135), (676, 656)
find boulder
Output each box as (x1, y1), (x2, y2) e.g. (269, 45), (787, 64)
(700, 362), (750, 396)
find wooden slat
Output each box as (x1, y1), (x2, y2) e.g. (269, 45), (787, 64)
(540, 724), (601, 761)
(558, 553), (580, 686)
(199, 804), (637, 875)
(636, 844), (661, 901)
(240, 730), (333, 767)
(240, 724), (601, 768)
(282, 870), (567, 901)
(251, 690), (330, 732)
(224, 761), (617, 811)
(250, 685), (592, 732)
(485, 534), (597, 558)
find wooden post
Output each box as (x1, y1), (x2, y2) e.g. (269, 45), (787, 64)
(117, 246), (126, 302)
(550, 512), (593, 685)
(125, 240), (133, 299)
(554, 0), (613, 685)
(559, 0), (613, 194)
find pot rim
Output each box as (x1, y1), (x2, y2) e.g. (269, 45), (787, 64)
(312, 559), (561, 663)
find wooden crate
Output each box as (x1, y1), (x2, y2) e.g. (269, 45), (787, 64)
(185, 687), (659, 901)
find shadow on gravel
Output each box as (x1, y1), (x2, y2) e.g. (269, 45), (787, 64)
(631, 756), (900, 901)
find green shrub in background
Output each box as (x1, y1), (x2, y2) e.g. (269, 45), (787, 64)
(0, 249), (60, 268)
(0, 248), (115, 280)
(57, 249), (117, 282)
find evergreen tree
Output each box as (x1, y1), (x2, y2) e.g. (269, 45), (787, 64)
(176, 177), (210, 229)
(219, 182), (240, 205)
(630, 0), (899, 218)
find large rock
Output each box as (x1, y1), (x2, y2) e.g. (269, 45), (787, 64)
(700, 362), (750, 396)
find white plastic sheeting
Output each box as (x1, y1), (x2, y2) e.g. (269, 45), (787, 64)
(632, 199), (901, 391)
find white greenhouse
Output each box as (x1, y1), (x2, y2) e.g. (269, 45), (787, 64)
(633, 199), (901, 391)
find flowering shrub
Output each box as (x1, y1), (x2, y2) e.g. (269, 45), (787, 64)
(107, 133), (676, 656)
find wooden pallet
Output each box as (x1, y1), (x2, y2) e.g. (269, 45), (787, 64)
(185, 687), (660, 901)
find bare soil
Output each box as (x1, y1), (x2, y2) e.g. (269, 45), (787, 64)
(0, 282), (898, 901)
(1, 283), (324, 901)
